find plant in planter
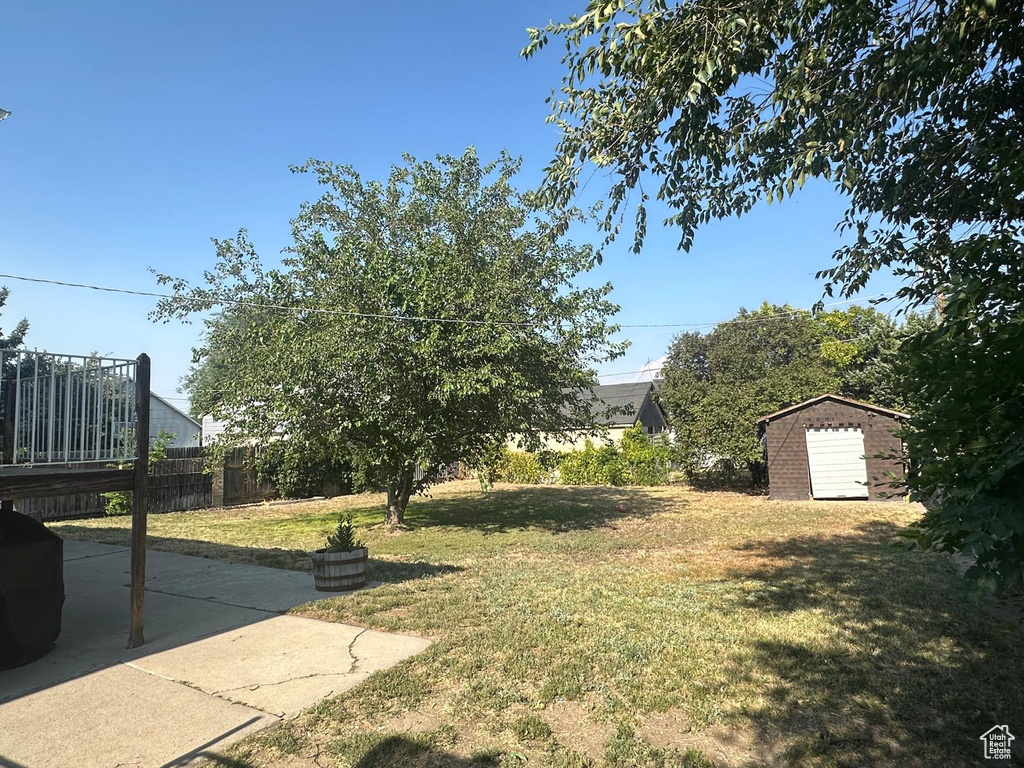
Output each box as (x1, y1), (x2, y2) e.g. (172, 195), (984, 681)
(311, 514), (368, 592)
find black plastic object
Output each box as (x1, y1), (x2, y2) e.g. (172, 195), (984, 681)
(0, 510), (65, 670)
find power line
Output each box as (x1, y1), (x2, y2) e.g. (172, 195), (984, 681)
(0, 271), (887, 331)
(0, 272), (534, 328)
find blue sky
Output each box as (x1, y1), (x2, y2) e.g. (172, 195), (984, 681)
(0, 1), (902, 406)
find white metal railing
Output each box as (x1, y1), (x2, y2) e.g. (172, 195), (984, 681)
(0, 350), (139, 467)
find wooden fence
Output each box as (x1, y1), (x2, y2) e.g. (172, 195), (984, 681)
(217, 447), (278, 506)
(19, 450), (468, 521)
(150, 446), (212, 512)
(19, 446), (213, 521)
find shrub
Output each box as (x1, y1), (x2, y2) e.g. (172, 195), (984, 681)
(102, 431), (174, 516)
(325, 513), (364, 552)
(619, 425), (671, 486)
(254, 439), (353, 498)
(558, 440), (625, 486)
(497, 451), (544, 484)
(479, 429), (671, 488)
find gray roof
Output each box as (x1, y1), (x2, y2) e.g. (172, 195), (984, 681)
(579, 382), (657, 427)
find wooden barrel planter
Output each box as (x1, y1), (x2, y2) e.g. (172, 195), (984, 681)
(311, 547), (368, 592)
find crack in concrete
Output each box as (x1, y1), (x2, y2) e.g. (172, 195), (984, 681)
(63, 547), (130, 563)
(346, 627), (368, 674)
(140, 585), (286, 614)
(212, 671), (353, 697)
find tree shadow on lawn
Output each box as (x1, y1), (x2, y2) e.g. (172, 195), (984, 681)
(55, 526), (462, 585)
(723, 521), (1024, 767)
(201, 735), (499, 768)
(348, 735), (499, 768)
(406, 484), (681, 533)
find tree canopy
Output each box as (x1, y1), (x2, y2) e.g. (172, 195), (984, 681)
(526, 0), (1023, 591)
(154, 149), (625, 525)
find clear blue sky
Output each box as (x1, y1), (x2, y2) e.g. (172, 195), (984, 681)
(0, 1), (901, 405)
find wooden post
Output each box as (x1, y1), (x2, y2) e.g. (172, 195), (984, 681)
(128, 353), (151, 649)
(1, 376), (14, 514)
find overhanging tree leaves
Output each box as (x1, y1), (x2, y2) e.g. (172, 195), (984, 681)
(153, 150), (625, 525)
(0, 287), (28, 354)
(526, 0), (1023, 590)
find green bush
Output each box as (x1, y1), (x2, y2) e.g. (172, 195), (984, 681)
(497, 451), (544, 484)
(619, 425), (671, 486)
(557, 427), (670, 487)
(102, 431), (174, 516)
(479, 428), (671, 488)
(254, 439), (353, 498)
(558, 440), (625, 486)
(325, 513), (364, 552)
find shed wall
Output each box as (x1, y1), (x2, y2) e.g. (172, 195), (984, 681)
(765, 400), (905, 501)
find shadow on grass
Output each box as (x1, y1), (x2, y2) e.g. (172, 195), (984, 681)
(53, 526), (463, 584)
(350, 735), (498, 768)
(201, 736), (499, 768)
(724, 521), (1024, 767)
(405, 484), (682, 533)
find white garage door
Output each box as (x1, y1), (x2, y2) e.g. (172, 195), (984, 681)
(805, 427), (869, 499)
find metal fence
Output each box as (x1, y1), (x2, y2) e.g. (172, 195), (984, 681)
(1, 350), (139, 466)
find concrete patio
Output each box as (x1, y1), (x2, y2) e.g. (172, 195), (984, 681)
(0, 540), (430, 767)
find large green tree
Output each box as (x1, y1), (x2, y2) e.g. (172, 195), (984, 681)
(154, 150), (625, 525)
(526, 0), (1023, 590)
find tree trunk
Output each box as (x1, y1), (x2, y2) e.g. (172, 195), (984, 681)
(385, 466), (414, 527)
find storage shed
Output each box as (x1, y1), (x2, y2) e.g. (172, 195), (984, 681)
(760, 394), (908, 501)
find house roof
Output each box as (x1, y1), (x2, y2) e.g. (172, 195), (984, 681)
(759, 393), (910, 423)
(579, 382), (661, 427)
(150, 392), (202, 428)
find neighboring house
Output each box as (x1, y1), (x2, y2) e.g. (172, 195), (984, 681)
(760, 394), (908, 501)
(510, 381), (670, 453)
(150, 394), (202, 448)
(200, 412), (286, 446)
(200, 413), (228, 445)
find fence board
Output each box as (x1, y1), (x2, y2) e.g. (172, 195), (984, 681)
(222, 447), (277, 505)
(21, 445), (213, 521)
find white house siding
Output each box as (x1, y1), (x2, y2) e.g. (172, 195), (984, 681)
(201, 414), (227, 444)
(200, 413), (286, 446)
(150, 396), (201, 448)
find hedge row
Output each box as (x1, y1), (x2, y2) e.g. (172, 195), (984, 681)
(491, 425), (671, 487)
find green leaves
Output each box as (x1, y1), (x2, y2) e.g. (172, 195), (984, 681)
(153, 149), (625, 522)
(528, 0), (1024, 590)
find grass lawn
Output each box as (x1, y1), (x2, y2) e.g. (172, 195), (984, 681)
(54, 482), (1023, 767)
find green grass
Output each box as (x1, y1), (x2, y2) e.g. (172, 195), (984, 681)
(54, 482), (1024, 767)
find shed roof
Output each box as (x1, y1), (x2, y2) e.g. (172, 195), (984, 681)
(759, 393), (910, 424)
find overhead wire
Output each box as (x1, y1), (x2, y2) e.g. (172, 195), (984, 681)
(0, 271), (889, 331)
